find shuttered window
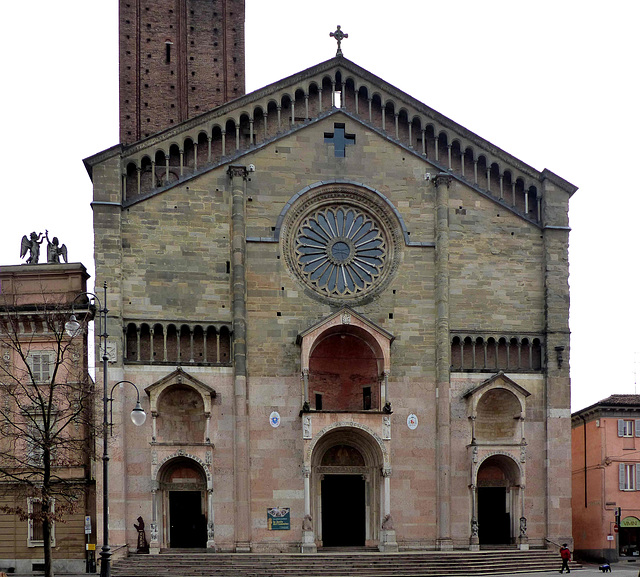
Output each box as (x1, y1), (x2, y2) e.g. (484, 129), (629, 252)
(619, 463), (640, 490)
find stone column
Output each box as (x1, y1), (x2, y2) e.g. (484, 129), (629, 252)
(302, 368), (309, 408)
(434, 173), (453, 550)
(149, 486), (160, 554)
(228, 165), (251, 552)
(207, 488), (216, 549)
(301, 466), (316, 553)
(469, 484), (479, 551)
(378, 467), (398, 552)
(151, 411), (157, 442)
(382, 370), (389, 407)
(518, 484), (529, 550)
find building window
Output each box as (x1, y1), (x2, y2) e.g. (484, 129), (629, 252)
(619, 463), (640, 491)
(26, 416), (45, 466)
(618, 419), (640, 438)
(363, 386), (372, 410)
(27, 498), (55, 547)
(28, 352), (53, 382)
(25, 412), (57, 466)
(315, 393), (323, 411)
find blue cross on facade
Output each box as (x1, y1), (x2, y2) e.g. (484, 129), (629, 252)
(324, 123), (356, 157)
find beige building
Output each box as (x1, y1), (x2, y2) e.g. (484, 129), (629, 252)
(84, 2), (576, 554)
(0, 264), (94, 573)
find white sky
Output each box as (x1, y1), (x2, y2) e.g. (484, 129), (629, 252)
(1, 1), (638, 412)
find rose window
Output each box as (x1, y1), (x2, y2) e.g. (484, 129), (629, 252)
(294, 206), (387, 297)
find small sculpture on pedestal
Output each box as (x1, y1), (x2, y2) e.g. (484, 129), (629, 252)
(381, 513), (394, 531)
(302, 514), (313, 532)
(471, 517), (479, 537)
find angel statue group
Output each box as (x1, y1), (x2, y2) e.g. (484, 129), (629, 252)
(20, 230), (68, 264)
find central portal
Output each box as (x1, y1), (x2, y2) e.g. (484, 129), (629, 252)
(169, 490), (206, 548)
(311, 431), (383, 549)
(477, 487), (509, 544)
(321, 475), (365, 547)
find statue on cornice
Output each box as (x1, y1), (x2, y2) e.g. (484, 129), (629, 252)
(20, 231), (44, 264)
(46, 231), (68, 263)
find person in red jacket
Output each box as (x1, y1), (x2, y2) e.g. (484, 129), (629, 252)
(559, 543), (571, 573)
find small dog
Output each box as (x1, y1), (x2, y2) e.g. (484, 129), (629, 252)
(599, 563), (611, 573)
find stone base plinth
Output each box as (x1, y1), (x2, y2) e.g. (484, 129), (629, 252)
(437, 538), (454, 551)
(518, 536), (529, 550)
(378, 529), (398, 552)
(301, 531), (317, 553)
(469, 535), (480, 551)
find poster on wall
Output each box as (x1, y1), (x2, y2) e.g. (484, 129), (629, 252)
(267, 507), (290, 530)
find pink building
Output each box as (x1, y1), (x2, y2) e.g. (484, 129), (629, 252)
(572, 395), (640, 562)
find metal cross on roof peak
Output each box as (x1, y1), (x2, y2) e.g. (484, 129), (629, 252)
(330, 25), (348, 57)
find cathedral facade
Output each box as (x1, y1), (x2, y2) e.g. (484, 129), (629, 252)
(84, 0), (576, 553)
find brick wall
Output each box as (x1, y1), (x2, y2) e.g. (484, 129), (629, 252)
(119, 0), (246, 145)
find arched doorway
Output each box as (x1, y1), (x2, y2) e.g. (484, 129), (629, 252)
(311, 427), (384, 548)
(158, 457), (208, 548)
(476, 455), (522, 545)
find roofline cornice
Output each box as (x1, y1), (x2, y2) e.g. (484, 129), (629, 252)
(84, 57), (576, 194)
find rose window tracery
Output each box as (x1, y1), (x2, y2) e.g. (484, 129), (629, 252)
(294, 206), (387, 297)
(281, 186), (401, 303)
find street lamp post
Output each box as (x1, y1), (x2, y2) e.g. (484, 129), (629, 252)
(66, 282), (146, 577)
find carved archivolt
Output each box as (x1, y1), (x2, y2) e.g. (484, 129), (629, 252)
(473, 450), (524, 487)
(153, 451), (212, 489)
(305, 420), (389, 469)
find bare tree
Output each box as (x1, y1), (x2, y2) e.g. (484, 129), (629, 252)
(0, 290), (94, 577)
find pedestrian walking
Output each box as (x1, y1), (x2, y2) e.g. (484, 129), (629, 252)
(559, 543), (571, 573)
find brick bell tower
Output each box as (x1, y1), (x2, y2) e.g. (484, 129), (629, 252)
(119, 0), (245, 145)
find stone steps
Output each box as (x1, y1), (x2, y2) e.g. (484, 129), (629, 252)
(112, 549), (582, 577)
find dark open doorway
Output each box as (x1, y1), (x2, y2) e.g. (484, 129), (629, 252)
(478, 487), (510, 544)
(321, 475), (365, 547)
(169, 491), (206, 548)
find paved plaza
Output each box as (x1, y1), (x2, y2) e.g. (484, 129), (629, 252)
(11, 562), (640, 577)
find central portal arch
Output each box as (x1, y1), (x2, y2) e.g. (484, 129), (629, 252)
(311, 427), (384, 548)
(476, 454), (522, 545)
(157, 457), (208, 548)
